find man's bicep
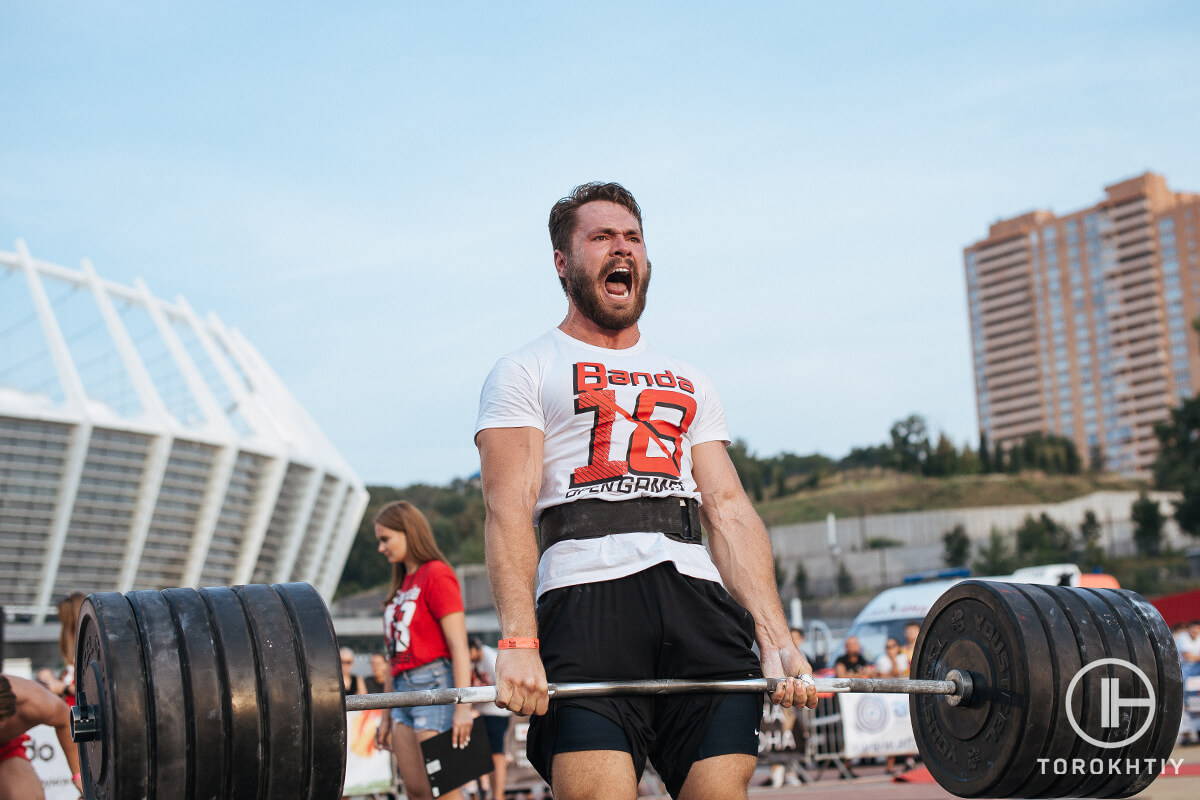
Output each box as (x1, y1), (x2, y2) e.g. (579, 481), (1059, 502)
(691, 440), (745, 499)
(477, 427), (544, 511)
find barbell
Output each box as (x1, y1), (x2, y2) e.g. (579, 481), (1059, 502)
(69, 580), (1182, 800)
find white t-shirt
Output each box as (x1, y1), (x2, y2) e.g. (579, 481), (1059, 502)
(1177, 631), (1200, 660)
(475, 328), (729, 596)
(875, 652), (909, 677)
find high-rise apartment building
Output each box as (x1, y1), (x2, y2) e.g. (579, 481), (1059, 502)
(965, 173), (1200, 475)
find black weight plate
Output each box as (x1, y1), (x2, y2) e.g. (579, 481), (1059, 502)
(1072, 587), (1143, 798)
(910, 580), (1052, 798)
(1106, 589), (1184, 797)
(1037, 584), (1113, 798)
(1013, 584), (1094, 798)
(234, 584), (309, 799)
(274, 583), (347, 799)
(163, 588), (229, 800)
(126, 590), (189, 799)
(75, 593), (151, 800)
(200, 586), (264, 800)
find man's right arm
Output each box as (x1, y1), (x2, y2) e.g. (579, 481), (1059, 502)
(477, 426), (549, 716)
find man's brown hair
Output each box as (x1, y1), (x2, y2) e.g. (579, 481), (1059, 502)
(548, 182), (644, 255)
(0, 676), (15, 720)
(373, 501), (451, 603)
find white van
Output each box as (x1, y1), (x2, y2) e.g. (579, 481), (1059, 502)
(836, 563), (1112, 666)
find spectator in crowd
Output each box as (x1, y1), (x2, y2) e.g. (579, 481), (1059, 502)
(900, 622), (920, 671)
(56, 593), (85, 704)
(469, 636), (511, 800)
(364, 653), (390, 695)
(789, 627), (804, 649)
(373, 501), (473, 800)
(0, 674), (82, 799)
(341, 647), (367, 696)
(874, 638), (907, 678)
(1180, 620), (1200, 663)
(33, 670), (65, 698)
(835, 636), (873, 678)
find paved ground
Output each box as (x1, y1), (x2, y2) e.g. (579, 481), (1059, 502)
(628, 744), (1200, 800)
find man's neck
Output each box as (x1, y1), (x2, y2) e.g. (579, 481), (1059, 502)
(558, 311), (640, 350)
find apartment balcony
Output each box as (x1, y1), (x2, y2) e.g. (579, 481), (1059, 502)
(987, 372), (1042, 399)
(990, 388), (1043, 415)
(990, 418), (1047, 441)
(980, 297), (1033, 326)
(1116, 349), (1167, 374)
(984, 351), (1040, 376)
(1107, 270), (1158, 297)
(983, 327), (1036, 351)
(975, 239), (1029, 265)
(979, 286), (1027, 314)
(1108, 310), (1163, 337)
(1113, 294), (1163, 317)
(983, 313), (1037, 339)
(978, 267), (1030, 294)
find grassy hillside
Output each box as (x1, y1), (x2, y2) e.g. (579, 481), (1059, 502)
(754, 470), (1144, 527)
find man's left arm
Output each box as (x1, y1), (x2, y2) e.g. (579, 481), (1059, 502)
(691, 440), (818, 709)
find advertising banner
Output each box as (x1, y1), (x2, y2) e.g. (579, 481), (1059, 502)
(838, 693), (918, 758)
(344, 709), (393, 795)
(27, 724), (78, 800)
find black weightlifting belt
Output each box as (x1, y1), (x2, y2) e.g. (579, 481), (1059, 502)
(537, 496), (703, 553)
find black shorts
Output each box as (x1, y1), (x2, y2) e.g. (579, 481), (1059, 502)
(528, 561), (762, 798)
(482, 715), (510, 755)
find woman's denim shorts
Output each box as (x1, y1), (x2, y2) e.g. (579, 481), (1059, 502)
(391, 658), (454, 732)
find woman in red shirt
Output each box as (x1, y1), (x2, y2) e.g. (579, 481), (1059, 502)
(374, 501), (474, 800)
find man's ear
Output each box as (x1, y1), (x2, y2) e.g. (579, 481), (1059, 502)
(554, 250), (568, 281)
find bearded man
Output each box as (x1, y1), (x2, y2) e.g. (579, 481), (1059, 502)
(473, 182), (816, 800)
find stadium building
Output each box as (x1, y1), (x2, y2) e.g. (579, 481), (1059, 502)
(0, 240), (368, 623)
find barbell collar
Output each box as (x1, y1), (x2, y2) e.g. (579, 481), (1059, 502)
(342, 675), (963, 712)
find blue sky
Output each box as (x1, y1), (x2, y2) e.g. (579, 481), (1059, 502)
(3, 2), (1198, 485)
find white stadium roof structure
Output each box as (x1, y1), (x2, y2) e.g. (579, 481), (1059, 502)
(0, 241), (368, 621)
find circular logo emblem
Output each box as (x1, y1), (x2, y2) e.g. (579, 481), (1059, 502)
(855, 695), (888, 733)
(1064, 657), (1155, 749)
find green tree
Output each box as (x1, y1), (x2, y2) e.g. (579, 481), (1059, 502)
(943, 524), (970, 567)
(979, 431), (992, 474)
(958, 444), (981, 475)
(1131, 493), (1165, 557)
(836, 561), (855, 594)
(889, 414), (930, 474)
(925, 433), (960, 477)
(1088, 443), (1105, 474)
(1014, 513), (1073, 562)
(1152, 394), (1200, 537)
(1079, 510), (1104, 566)
(973, 528), (1016, 575)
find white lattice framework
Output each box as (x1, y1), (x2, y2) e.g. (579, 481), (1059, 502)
(0, 240), (369, 621)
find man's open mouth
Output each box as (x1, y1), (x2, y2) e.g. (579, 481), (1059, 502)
(603, 267), (633, 299)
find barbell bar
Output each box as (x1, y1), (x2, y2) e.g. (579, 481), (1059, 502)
(70, 579), (1182, 800)
(341, 672), (971, 712)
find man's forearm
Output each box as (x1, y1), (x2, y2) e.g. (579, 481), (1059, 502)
(484, 511), (540, 638)
(705, 494), (792, 649)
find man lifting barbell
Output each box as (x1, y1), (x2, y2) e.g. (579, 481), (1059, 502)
(473, 181), (818, 800)
(63, 186), (1184, 800)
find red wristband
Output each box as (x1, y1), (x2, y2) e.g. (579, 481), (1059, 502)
(497, 637), (540, 650)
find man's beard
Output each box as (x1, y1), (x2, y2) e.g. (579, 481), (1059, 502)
(564, 255), (652, 331)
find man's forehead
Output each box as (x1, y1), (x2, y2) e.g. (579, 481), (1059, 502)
(575, 200), (641, 232)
